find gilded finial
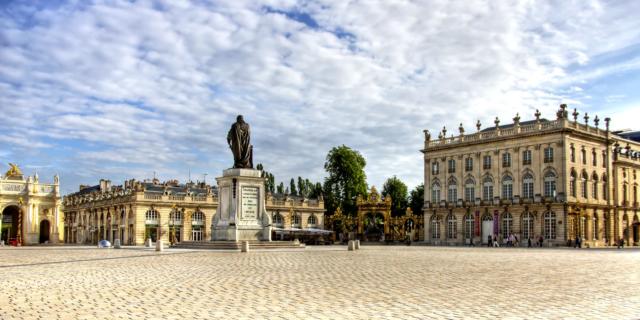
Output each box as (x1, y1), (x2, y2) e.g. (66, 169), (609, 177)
(534, 109), (541, 121)
(572, 108), (579, 122)
(458, 123), (464, 134)
(494, 117), (500, 128)
(476, 120), (481, 131)
(594, 115), (600, 128)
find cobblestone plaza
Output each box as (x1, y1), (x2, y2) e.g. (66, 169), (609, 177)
(1, 246), (638, 319)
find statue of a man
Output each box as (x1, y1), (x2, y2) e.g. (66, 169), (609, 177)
(227, 115), (253, 168)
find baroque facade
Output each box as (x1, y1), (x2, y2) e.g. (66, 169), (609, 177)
(422, 104), (640, 247)
(0, 164), (63, 245)
(62, 178), (325, 245)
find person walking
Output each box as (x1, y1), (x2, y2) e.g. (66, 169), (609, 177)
(527, 237), (532, 248)
(493, 234), (499, 247)
(538, 235), (544, 247)
(487, 235), (492, 247)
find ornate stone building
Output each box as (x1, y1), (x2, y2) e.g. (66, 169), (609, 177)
(0, 164), (62, 245)
(62, 178), (325, 245)
(422, 104), (640, 247)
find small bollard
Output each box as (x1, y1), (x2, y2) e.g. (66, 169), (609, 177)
(145, 238), (152, 248)
(355, 240), (360, 250)
(113, 239), (121, 249)
(155, 239), (164, 252)
(348, 240), (355, 251)
(241, 241), (250, 253)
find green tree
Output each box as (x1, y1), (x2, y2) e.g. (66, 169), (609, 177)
(277, 182), (284, 194)
(289, 178), (297, 196)
(382, 176), (408, 217)
(323, 145), (368, 216)
(309, 182), (323, 198)
(409, 183), (425, 216)
(256, 163), (275, 193)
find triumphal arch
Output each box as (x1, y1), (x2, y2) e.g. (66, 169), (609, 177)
(0, 164), (62, 245)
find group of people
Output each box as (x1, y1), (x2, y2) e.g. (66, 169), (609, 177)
(485, 234), (546, 248)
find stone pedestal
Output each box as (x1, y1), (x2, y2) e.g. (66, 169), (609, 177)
(241, 241), (250, 253)
(155, 239), (164, 251)
(145, 238), (152, 248)
(211, 168), (271, 242)
(348, 240), (356, 251)
(113, 239), (121, 249)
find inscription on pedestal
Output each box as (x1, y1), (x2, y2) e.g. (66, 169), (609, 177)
(241, 186), (259, 220)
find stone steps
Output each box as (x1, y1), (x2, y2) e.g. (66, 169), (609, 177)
(172, 241), (305, 250)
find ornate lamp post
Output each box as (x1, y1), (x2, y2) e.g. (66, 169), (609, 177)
(17, 197), (24, 246)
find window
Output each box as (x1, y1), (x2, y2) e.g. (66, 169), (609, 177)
(592, 173), (598, 199)
(431, 216), (441, 239)
(464, 178), (475, 201)
(483, 155), (492, 169)
(581, 171), (588, 198)
(431, 182), (441, 203)
(602, 152), (606, 168)
(634, 185), (638, 204)
(482, 177), (494, 201)
(502, 175), (513, 199)
(623, 184), (628, 205)
(447, 179), (457, 203)
(592, 215), (598, 240)
(522, 173), (534, 199)
(169, 210), (183, 225)
(448, 159), (456, 173)
(544, 211), (556, 239)
(602, 174), (608, 200)
(272, 212), (283, 226)
(570, 171), (577, 197)
(592, 149), (597, 166)
(432, 161), (439, 175)
(191, 211), (204, 225)
(502, 152), (511, 167)
(308, 215), (317, 226)
(464, 213), (474, 239)
(570, 145), (575, 162)
(292, 214), (301, 226)
(501, 212), (513, 239)
(544, 171), (556, 198)
(581, 148), (587, 165)
(145, 209), (159, 224)
(544, 147), (554, 163)
(522, 150), (532, 165)
(446, 213), (457, 239)
(523, 212), (534, 240)
(465, 157), (473, 171)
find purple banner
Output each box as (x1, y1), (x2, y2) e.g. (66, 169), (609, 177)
(475, 211), (480, 236)
(493, 210), (499, 236)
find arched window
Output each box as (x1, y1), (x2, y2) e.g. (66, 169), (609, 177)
(169, 210), (183, 225)
(581, 148), (587, 165)
(501, 212), (513, 239)
(522, 173), (534, 199)
(431, 181), (441, 203)
(581, 171), (588, 198)
(307, 215), (317, 227)
(464, 213), (474, 239)
(192, 211), (204, 225)
(523, 212), (534, 240)
(623, 184), (628, 205)
(464, 178), (475, 201)
(431, 215), (441, 239)
(602, 174), (608, 200)
(292, 214), (301, 227)
(592, 173), (599, 199)
(145, 209), (159, 224)
(447, 178), (457, 203)
(502, 175), (513, 200)
(592, 215), (598, 240)
(272, 212), (283, 227)
(446, 213), (457, 239)
(482, 176), (493, 201)
(592, 149), (597, 166)
(570, 170), (577, 197)
(431, 161), (439, 175)
(544, 171), (557, 198)
(544, 211), (556, 239)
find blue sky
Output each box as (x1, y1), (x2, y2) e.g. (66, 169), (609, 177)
(1, 0), (640, 195)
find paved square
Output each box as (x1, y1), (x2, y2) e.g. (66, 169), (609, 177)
(0, 246), (639, 319)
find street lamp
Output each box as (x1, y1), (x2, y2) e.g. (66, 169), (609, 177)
(17, 197), (23, 246)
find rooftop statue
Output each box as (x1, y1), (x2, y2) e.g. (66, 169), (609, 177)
(227, 115), (253, 169)
(5, 163), (23, 177)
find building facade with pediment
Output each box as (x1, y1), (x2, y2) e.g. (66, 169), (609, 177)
(62, 178), (325, 245)
(422, 104), (640, 247)
(0, 164), (62, 245)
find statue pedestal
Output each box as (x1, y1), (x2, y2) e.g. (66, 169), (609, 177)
(212, 168), (271, 242)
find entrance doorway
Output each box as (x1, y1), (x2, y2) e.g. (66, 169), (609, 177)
(482, 215), (493, 244)
(1, 206), (20, 244)
(39, 220), (51, 243)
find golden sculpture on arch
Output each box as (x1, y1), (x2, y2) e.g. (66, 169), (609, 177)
(356, 186), (391, 241)
(5, 163), (23, 177)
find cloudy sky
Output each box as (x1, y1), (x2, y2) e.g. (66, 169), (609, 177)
(1, 0), (640, 195)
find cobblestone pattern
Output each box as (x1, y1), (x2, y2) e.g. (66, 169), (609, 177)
(0, 246), (639, 319)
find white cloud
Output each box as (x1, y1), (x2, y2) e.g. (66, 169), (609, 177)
(0, 0), (639, 194)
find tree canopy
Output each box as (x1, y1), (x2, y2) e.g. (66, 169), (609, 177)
(409, 183), (425, 216)
(323, 145), (368, 216)
(382, 176), (408, 217)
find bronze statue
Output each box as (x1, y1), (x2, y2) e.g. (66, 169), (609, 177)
(227, 115), (253, 168)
